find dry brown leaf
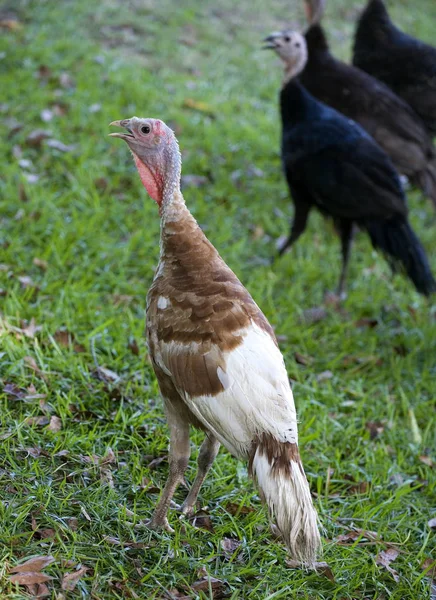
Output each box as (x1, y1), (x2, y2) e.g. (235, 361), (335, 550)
(10, 556), (55, 573)
(189, 575), (226, 598)
(0, 18), (23, 30)
(375, 547), (400, 582)
(18, 275), (38, 289)
(421, 558), (436, 580)
(61, 566), (89, 592)
(53, 329), (85, 353)
(294, 352), (313, 366)
(67, 518), (78, 531)
(9, 572), (53, 585)
(191, 510), (214, 532)
(47, 415), (62, 432)
(22, 318), (41, 338)
(46, 139), (75, 153)
(300, 307), (328, 324)
(95, 366), (120, 383)
(4, 382), (26, 399)
(225, 501), (255, 516)
(419, 455), (434, 468)
(316, 370), (334, 382)
(220, 537), (241, 557)
(366, 421), (385, 440)
(26, 130), (52, 148)
(25, 416), (50, 427)
(128, 337), (140, 356)
(354, 317), (379, 328)
(24, 356), (47, 379)
(112, 294), (134, 306)
(33, 257), (48, 270)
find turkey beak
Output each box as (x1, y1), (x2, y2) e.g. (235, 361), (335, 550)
(262, 33), (281, 49)
(109, 119), (134, 140)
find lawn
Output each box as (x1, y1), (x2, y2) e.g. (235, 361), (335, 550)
(0, 0), (435, 598)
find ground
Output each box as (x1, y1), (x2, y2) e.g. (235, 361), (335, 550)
(0, 0), (435, 598)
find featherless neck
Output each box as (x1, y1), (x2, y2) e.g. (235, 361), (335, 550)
(280, 79), (320, 128)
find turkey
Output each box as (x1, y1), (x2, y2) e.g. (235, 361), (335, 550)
(353, 0), (436, 136)
(263, 32), (436, 297)
(109, 117), (320, 564)
(289, 0), (436, 209)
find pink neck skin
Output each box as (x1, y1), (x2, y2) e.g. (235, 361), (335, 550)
(133, 155), (164, 206)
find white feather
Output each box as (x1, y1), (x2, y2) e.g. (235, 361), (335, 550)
(179, 321), (299, 457)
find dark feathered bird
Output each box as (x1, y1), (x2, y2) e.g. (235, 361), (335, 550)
(353, 0), (436, 136)
(282, 0), (436, 209)
(263, 32), (435, 297)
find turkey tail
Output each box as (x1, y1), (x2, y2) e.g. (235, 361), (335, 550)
(249, 433), (320, 565)
(364, 216), (436, 295)
(412, 158), (436, 210)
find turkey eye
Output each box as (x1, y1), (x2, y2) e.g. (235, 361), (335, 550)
(141, 125), (151, 134)
(284, 36), (290, 42)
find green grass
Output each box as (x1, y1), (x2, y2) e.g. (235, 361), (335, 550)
(1, 0), (435, 597)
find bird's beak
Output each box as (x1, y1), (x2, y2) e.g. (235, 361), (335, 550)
(109, 119), (134, 139)
(262, 33), (281, 49)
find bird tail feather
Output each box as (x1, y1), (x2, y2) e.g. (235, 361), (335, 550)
(249, 434), (320, 565)
(364, 216), (436, 295)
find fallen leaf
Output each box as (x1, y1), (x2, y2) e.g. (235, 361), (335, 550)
(33, 257), (48, 270)
(40, 109), (53, 122)
(26, 130), (52, 148)
(94, 366), (120, 383)
(128, 337), (139, 356)
(18, 275), (37, 288)
(375, 547), (400, 582)
(300, 307), (328, 324)
(25, 416), (50, 427)
(366, 421), (385, 440)
(47, 415), (62, 432)
(225, 502), (255, 516)
(10, 556), (55, 573)
(421, 558), (436, 580)
(189, 575), (226, 598)
(316, 370), (333, 382)
(4, 382), (26, 399)
(9, 573), (53, 585)
(67, 518), (78, 531)
(46, 139), (75, 153)
(220, 537), (241, 557)
(112, 294), (134, 306)
(61, 566), (89, 591)
(146, 455), (167, 470)
(59, 72), (75, 89)
(294, 352), (313, 366)
(53, 329), (85, 353)
(428, 518), (436, 531)
(191, 510), (214, 532)
(0, 18), (23, 31)
(286, 559), (335, 582)
(36, 65), (52, 80)
(24, 356), (46, 379)
(22, 318), (42, 338)
(419, 455), (434, 468)
(354, 317), (379, 328)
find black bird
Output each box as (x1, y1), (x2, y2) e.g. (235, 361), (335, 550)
(288, 0), (436, 209)
(353, 0), (436, 136)
(263, 31), (435, 297)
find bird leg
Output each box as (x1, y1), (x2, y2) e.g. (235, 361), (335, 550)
(147, 412), (190, 533)
(180, 435), (220, 517)
(278, 203), (310, 257)
(336, 221), (354, 298)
